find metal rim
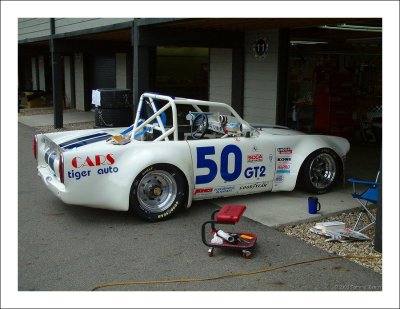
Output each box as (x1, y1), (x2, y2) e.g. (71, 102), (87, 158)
(137, 170), (177, 213)
(308, 153), (337, 189)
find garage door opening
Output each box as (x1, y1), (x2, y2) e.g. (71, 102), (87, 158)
(286, 19), (382, 144)
(155, 47), (209, 101)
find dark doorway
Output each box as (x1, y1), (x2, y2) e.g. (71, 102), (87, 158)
(155, 47), (209, 101)
(90, 55), (116, 89)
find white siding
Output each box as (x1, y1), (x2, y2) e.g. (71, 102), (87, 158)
(243, 29), (279, 125)
(209, 48), (232, 112)
(64, 56), (73, 108)
(54, 18), (133, 34)
(74, 53), (85, 111)
(38, 56), (46, 91)
(18, 18), (51, 40)
(116, 53), (127, 89)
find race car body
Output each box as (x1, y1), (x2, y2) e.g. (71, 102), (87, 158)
(34, 93), (350, 221)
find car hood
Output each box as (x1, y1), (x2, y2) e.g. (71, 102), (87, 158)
(255, 126), (307, 136)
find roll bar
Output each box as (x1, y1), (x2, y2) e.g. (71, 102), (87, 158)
(131, 93), (251, 142)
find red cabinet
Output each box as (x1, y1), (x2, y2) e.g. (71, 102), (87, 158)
(314, 72), (354, 138)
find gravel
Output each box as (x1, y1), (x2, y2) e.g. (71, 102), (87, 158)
(276, 208), (382, 274)
(30, 114), (382, 275)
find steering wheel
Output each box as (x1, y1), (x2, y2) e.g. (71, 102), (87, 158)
(191, 113), (208, 139)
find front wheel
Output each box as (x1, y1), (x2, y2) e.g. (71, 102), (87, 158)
(297, 148), (341, 194)
(129, 164), (187, 221)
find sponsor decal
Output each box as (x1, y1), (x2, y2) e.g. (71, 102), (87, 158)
(276, 163), (291, 174)
(247, 154), (263, 163)
(277, 147), (292, 154)
(269, 154), (273, 163)
(67, 166), (119, 180)
(252, 145), (258, 152)
(214, 186), (235, 194)
(194, 188), (213, 195)
(276, 169), (290, 174)
(71, 154), (115, 169)
(277, 157), (291, 162)
(275, 175), (284, 183)
(67, 154), (118, 180)
(240, 182), (268, 190)
(208, 123), (224, 133)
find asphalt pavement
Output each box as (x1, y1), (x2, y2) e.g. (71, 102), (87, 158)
(17, 122), (382, 295)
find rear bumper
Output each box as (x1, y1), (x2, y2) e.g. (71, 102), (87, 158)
(38, 166), (68, 201)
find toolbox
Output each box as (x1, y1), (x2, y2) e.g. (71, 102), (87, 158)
(201, 204), (257, 259)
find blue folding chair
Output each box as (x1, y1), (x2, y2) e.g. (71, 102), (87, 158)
(347, 171), (380, 233)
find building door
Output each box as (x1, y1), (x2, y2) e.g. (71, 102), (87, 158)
(90, 55), (116, 89)
(155, 47), (209, 101)
(87, 55), (116, 110)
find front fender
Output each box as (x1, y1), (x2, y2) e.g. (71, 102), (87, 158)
(271, 135), (350, 192)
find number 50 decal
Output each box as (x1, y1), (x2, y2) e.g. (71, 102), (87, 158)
(196, 145), (242, 184)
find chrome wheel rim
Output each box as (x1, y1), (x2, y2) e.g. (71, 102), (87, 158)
(137, 170), (177, 213)
(308, 153), (336, 189)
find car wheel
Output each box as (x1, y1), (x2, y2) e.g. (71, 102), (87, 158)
(129, 164), (187, 221)
(298, 148), (341, 194)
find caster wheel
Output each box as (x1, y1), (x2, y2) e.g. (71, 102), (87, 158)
(242, 250), (252, 259)
(208, 248), (214, 257)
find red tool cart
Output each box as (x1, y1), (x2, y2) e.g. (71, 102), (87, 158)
(201, 204), (257, 259)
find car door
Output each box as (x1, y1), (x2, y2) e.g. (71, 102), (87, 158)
(187, 134), (276, 199)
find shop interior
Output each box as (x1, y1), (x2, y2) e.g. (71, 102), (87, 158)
(287, 19), (382, 143)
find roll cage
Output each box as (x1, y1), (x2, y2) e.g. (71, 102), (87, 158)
(126, 92), (256, 142)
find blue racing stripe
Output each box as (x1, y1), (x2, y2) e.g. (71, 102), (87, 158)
(62, 134), (111, 150)
(48, 152), (57, 172)
(44, 150), (50, 164)
(58, 132), (109, 148)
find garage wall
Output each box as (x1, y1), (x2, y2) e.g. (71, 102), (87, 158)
(64, 56), (74, 108)
(209, 48), (232, 105)
(54, 18), (133, 34)
(116, 53), (127, 89)
(74, 53), (85, 111)
(18, 18), (51, 40)
(243, 29), (279, 125)
(38, 56), (46, 91)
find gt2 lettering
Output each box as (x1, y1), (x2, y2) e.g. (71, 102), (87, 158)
(72, 154), (115, 168)
(244, 166), (266, 178)
(196, 145), (242, 184)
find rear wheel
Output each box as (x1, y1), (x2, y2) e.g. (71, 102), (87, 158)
(129, 164), (187, 221)
(298, 148), (341, 194)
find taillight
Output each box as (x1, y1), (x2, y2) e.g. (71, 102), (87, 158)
(33, 135), (38, 160)
(59, 153), (64, 183)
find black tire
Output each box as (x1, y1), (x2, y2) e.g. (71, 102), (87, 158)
(94, 107), (133, 128)
(129, 164), (187, 222)
(297, 148), (341, 194)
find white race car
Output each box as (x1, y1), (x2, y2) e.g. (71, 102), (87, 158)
(34, 93), (350, 221)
